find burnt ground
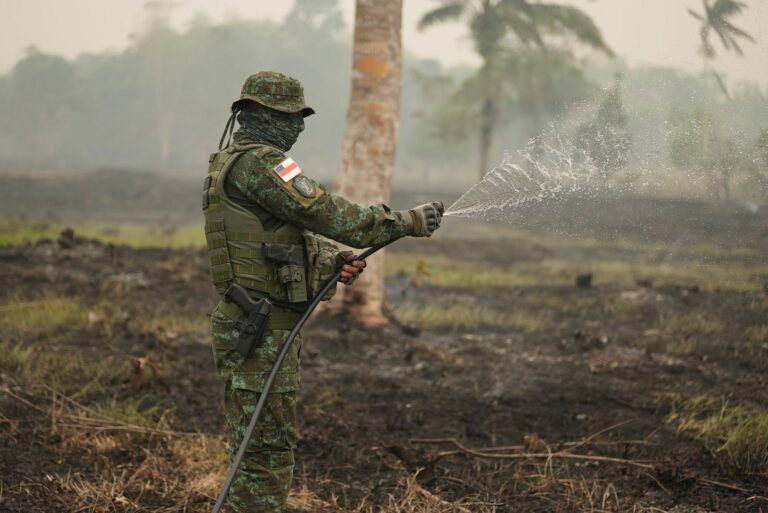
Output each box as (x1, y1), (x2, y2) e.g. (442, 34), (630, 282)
(1, 199), (768, 512)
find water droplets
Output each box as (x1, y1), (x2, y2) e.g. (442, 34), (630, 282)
(445, 132), (599, 222)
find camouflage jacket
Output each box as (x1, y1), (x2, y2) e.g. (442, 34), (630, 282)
(224, 132), (412, 247)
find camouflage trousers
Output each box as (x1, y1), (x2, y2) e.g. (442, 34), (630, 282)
(210, 302), (303, 513)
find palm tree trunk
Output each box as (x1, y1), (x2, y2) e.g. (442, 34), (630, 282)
(331, 0), (403, 326)
(478, 94), (496, 180)
(721, 167), (732, 202)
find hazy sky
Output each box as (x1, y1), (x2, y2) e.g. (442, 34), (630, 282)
(2, 0), (767, 87)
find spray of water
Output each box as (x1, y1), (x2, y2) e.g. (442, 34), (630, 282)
(445, 132), (599, 222)
(442, 71), (765, 249)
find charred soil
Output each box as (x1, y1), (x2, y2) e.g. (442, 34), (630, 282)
(1, 214), (767, 512)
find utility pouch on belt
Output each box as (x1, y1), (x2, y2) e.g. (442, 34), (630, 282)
(224, 283), (273, 359)
(304, 233), (341, 301)
(264, 243), (307, 303)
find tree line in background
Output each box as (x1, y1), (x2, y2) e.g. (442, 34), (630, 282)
(0, 0), (765, 199)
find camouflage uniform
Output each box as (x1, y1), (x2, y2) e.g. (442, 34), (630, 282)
(205, 72), (417, 513)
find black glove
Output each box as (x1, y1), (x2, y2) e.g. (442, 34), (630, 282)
(406, 201), (444, 237)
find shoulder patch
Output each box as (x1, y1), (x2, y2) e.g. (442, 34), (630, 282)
(292, 175), (317, 198)
(273, 157), (302, 182)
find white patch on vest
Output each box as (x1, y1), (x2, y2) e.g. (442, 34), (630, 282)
(273, 157), (302, 182)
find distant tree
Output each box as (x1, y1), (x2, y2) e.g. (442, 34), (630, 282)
(576, 75), (631, 177)
(754, 129), (768, 195)
(5, 49), (76, 162)
(668, 107), (741, 201)
(332, 0), (403, 325)
(426, 47), (591, 144)
(285, 0), (344, 34)
(418, 0), (612, 179)
(136, 20), (182, 165)
(688, 0), (754, 99)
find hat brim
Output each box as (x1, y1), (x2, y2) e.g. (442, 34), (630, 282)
(232, 98), (315, 117)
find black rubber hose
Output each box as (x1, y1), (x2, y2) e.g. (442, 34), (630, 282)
(210, 238), (398, 513)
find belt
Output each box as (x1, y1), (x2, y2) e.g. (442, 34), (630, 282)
(217, 299), (303, 331)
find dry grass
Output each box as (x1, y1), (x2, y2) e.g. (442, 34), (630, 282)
(746, 325), (768, 344)
(143, 312), (209, 337)
(661, 394), (768, 477)
(49, 433), (227, 513)
(374, 474), (484, 513)
(4, 384), (228, 513)
(664, 339), (699, 357)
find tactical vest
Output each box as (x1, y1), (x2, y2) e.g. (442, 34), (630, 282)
(202, 143), (338, 304)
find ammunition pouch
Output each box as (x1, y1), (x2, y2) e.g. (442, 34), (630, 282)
(304, 233), (341, 301)
(264, 243), (308, 303)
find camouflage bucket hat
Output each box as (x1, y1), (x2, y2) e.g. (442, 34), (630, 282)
(233, 71), (315, 117)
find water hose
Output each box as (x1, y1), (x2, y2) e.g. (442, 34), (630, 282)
(210, 238), (398, 513)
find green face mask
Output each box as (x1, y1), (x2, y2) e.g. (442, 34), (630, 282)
(235, 106), (305, 152)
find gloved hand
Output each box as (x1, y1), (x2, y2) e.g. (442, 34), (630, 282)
(339, 253), (366, 285)
(406, 201), (444, 237)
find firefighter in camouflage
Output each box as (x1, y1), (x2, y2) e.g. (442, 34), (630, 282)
(203, 71), (442, 512)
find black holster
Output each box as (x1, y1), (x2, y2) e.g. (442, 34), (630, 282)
(224, 283), (273, 359)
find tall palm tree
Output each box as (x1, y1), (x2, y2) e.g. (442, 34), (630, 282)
(688, 0), (754, 98)
(419, 0), (612, 178)
(688, 0), (754, 58)
(332, 0), (403, 325)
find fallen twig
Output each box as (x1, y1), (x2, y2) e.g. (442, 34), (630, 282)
(411, 436), (654, 453)
(413, 437), (655, 470)
(564, 419), (634, 453)
(698, 477), (754, 494)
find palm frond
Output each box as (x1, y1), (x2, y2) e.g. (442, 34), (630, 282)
(418, 1), (468, 31)
(713, 25), (733, 52)
(691, 0), (753, 59)
(527, 4), (613, 56)
(721, 19), (756, 43)
(500, 0), (547, 48)
(728, 36), (744, 56)
(711, 70), (732, 100)
(711, 0), (748, 18)
(493, 4), (545, 49)
(688, 8), (705, 21)
(701, 26), (715, 58)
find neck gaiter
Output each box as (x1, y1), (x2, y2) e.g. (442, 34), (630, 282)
(235, 106), (305, 152)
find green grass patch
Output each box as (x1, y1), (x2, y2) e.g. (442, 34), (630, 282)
(662, 394), (768, 477)
(0, 298), (132, 395)
(386, 254), (571, 289)
(0, 340), (130, 396)
(0, 220), (204, 248)
(603, 299), (641, 319)
(0, 297), (87, 340)
(664, 339), (699, 357)
(586, 260), (766, 292)
(143, 312), (210, 337)
(387, 253), (767, 292)
(657, 311), (723, 336)
(395, 303), (550, 332)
